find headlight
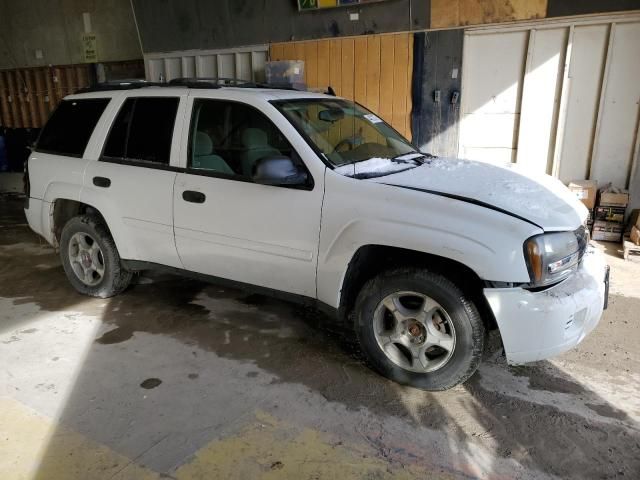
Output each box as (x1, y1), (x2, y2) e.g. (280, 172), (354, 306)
(524, 232), (580, 286)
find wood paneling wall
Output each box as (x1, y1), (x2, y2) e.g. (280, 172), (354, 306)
(431, 0), (547, 29)
(270, 33), (414, 139)
(0, 65), (92, 128)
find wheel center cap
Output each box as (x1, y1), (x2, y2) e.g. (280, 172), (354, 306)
(408, 323), (422, 337)
(81, 251), (92, 268)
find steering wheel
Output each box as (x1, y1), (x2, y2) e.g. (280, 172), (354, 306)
(333, 135), (364, 154)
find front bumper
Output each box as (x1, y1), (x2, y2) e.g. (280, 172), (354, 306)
(484, 247), (607, 364)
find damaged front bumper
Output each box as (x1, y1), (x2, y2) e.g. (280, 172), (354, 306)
(483, 247), (608, 364)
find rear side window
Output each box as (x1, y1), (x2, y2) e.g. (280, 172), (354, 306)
(36, 98), (110, 157)
(102, 97), (179, 165)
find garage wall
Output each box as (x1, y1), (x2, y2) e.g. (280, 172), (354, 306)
(0, 66), (91, 129)
(0, 60), (144, 128)
(270, 33), (413, 139)
(0, 0), (141, 69)
(132, 0), (428, 54)
(458, 14), (640, 190)
(429, 0), (640, 28)
(411, 30), (464, 158)
(431, 0), (547, 29)
(546, 0), (640, 18)
(144, 46), (269, 83)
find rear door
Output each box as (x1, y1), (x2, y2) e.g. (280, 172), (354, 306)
(82, 91), (186, 268)
(172, 96), (324, 298)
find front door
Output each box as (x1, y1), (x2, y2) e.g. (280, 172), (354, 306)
(173, 98), (323, 298)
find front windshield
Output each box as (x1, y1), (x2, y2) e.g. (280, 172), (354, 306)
(273, 98), (417, 168)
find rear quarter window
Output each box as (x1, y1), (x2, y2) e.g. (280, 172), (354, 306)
(36, 98), (110, 157)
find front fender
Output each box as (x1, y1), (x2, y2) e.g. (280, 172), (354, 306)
(317, 171), (542, 308)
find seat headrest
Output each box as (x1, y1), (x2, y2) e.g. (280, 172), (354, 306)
(194, 131), (213, 156)
(242, 128), (269, 147)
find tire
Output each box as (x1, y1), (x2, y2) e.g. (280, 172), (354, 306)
(354, 268), (484, 391)
(59, 215), (132, 298)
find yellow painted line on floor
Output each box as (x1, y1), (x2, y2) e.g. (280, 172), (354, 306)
(0, 397), (159, 480)
(175, 410), (451, 480)
(1, 398), (455, 479)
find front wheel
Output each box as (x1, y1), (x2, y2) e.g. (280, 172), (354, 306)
(59, 215), (132, 298)
(354, 268), (484, 391)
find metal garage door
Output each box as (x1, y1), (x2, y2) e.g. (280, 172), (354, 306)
(144, 45), (269, 83)
(459, 13), (640, 189)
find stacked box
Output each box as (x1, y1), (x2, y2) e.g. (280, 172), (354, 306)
(586, 208), (594, 229)
(594, 206), (626, 223)
(592, 190), (629, 242)
(568, 180), (597, 209)
(627, 209), (640, 246)
(599, 191), (629, 207)
(592, 222), (625, 242)
(265, 61), (305, 90)
(568, 180), (597, 230)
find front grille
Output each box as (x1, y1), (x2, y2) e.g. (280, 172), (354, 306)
(575, 225), (589, 262)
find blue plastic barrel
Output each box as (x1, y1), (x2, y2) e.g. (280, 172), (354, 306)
(0, 133), (8, 172)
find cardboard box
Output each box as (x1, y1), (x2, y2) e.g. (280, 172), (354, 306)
(568, 180), (597, 209)
(592, 220), (624, 242)
(629, 209), (640, 229)
(599, 191), (629, 207)
(594, 206), (626, 223)
(631, 226), (640, 246)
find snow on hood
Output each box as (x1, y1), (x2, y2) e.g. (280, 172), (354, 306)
(366, 157), (588, 231)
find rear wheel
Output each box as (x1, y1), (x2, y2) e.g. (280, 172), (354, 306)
(60, 215), (132, 298)
(354, 268), (484, 391)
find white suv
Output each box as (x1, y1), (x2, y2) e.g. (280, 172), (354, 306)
(24, 80), (609, 390)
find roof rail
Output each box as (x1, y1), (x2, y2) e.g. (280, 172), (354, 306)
(75, 79), (164, 93)
(169, 77), (305, 91)
(168, 77), (258, 88)
(74, 77), (308, 94)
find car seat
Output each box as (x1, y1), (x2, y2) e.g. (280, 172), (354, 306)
(241, 128), (281, 177)
(192, 131), (233, 174)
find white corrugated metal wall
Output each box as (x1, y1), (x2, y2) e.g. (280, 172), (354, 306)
(458, 13), (640, 190)
(144, 45), (269, 83)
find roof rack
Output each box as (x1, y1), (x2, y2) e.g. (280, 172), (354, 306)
(75, 77), (307, 94)
(169, 77), (305, 91)
(75, 79), (165, 93)
(169, 77), (248, 88)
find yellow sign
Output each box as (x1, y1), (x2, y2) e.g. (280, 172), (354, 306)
(298, 0), (386, 10)
(82, 33), (98, 63)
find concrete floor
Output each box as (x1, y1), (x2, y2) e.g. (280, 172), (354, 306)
(1, 193), (639, 480)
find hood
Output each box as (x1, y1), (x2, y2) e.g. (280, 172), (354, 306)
(368, 157), (587, 231)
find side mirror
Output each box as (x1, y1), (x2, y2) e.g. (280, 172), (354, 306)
(252, 156), (308, 186)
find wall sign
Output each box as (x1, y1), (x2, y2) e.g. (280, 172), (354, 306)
(298, 0), (388, 11)
(81, 33), (98, 63)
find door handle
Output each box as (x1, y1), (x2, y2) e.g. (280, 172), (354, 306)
(182, 190), (206, 204)
(93, 176), (111, 188)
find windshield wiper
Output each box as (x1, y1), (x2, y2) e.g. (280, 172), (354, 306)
(391, 152), (436, 164)
(351, 165), (418, 179)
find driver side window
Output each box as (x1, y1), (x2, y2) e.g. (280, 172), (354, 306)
(189, 99), (297, 179)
